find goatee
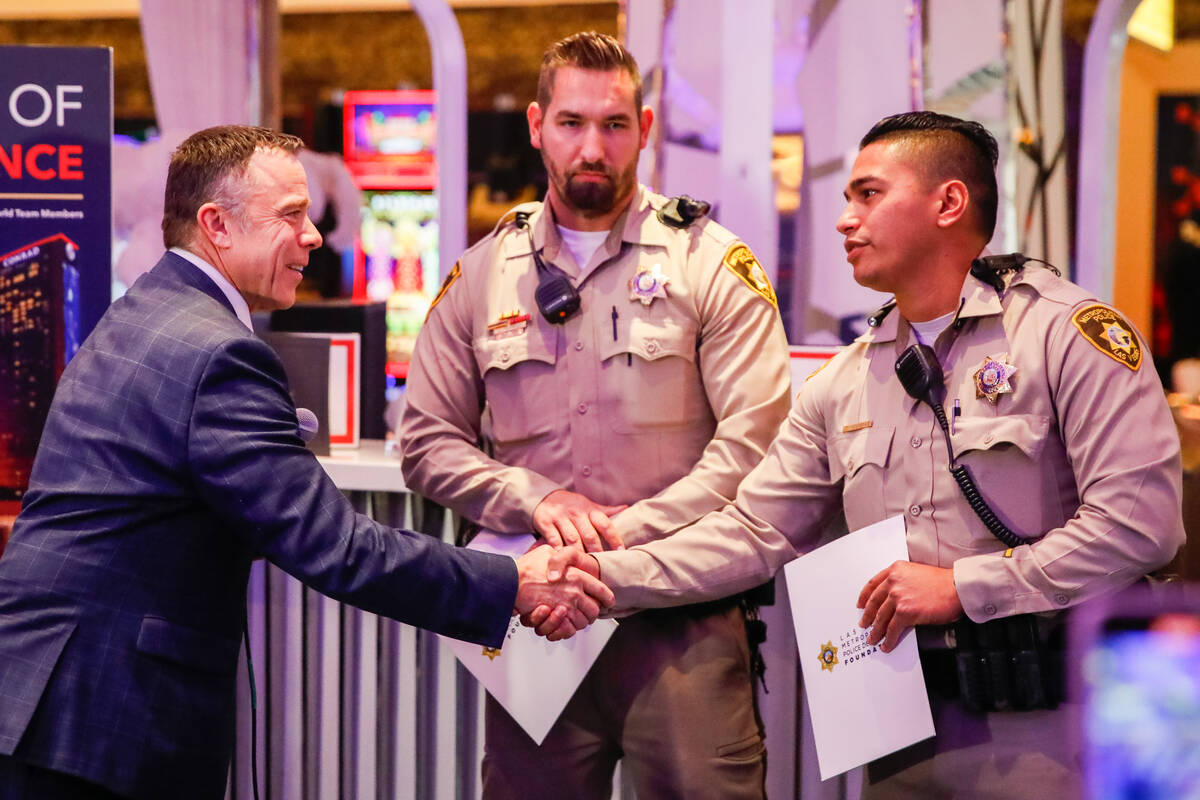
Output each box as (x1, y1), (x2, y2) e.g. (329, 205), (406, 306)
(565, 177), (617, 213)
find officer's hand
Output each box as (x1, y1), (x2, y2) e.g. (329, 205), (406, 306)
(514, 547), (611, 641)
(856, 561), (963, 653)
(532, 489), (627, 553)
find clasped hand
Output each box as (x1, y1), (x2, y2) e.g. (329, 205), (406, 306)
(532, 489), (626, 552)
(514, 544), (611, 641)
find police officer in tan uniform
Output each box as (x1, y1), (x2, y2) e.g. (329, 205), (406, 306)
(398, 32), (790, 800)
(580, 111), (1186, 798)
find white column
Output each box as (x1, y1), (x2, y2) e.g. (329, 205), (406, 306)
(410, 0), (467, 281)
(1076, 0), (1140, 299)
(718, 0), (777, 273)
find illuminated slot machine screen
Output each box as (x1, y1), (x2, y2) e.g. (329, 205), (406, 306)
(342, 90), (439, 379)
(359, 189), (438, 378)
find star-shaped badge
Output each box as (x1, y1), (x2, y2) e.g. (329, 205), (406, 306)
(973, 354), (1017, 404)
(817, 641), (839, 672)
(629, 263), (670, 306)
(1104, 322), (1134, 354)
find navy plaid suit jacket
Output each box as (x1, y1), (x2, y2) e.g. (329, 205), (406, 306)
(0, 252), (517, 799)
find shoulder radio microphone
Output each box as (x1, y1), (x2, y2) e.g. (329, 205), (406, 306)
(514, 211), (581, 325)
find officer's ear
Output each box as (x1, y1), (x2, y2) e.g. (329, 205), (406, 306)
(527, 101), (544, 150)
(638, 105), (654, 149)
(934, 179), (970, 230)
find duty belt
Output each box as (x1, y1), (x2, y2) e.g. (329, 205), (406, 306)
(919, 614), (1064, 712)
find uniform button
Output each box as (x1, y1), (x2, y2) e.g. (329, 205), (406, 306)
(908, 504), (921, 517)
(646, 341), (659, 354)
(581, 466), (592, 477)
(499, 349), (510, 363)
(983, 603), (998, 616)
(574, 340), (584, 351)
(910, 436), (922, 448)
(576, 403), (588, 415)
(847, 459), (855, 471)
(983, 433), (994, 444)
(1054, 593), (1070, 606)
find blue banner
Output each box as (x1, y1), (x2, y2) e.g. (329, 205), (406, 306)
(0, 45), (113, 501)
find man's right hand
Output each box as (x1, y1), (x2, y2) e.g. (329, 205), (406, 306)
(514, 544), (614, 641)
(532, 489), (627, 552)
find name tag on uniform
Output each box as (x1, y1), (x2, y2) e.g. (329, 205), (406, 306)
(841, 421), (873, 433)
(488, 310), (530, 339)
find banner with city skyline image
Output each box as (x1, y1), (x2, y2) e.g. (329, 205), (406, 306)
(0, 45), (112, 506)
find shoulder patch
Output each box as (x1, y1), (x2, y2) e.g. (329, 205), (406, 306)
(1071, 304), (1142, 371)
(425, 260), (462, 321)
(722, 243), (777, 308)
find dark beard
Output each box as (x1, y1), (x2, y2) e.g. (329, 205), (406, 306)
(564, 176), (617, 213)
(550, 158), (636, 218)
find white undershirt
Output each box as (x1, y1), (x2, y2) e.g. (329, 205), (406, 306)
(909, 309), (956, 345)
(170, 247), (254, 331)
(556, 226), (609, 271)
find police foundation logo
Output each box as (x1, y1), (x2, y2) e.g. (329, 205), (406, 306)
(1071, 304), (1142, 371)
(818, 641), (839, 672)
(817, 629), (881, 675)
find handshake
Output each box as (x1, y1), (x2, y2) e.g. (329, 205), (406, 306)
(513, 545), (612, 641)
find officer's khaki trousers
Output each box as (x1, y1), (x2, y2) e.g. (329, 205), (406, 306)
(481, 604), (765, 800)
(863, 695), (1081, 798)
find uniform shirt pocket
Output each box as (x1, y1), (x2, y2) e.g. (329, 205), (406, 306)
(951, 413), (1058, 537)
(475, 332), (560, 443)
(828, 425), (895, 528)
(598, 319), (706, 432)
(952, 414), (1050, 461)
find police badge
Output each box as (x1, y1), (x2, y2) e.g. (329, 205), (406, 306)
(973, 354), (1018, 404)
(629, 263), (670, 306)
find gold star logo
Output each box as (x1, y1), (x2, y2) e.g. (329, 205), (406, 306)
(818, 641), (839, 672)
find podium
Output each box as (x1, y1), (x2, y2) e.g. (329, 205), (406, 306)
(267, 300), (388, 440)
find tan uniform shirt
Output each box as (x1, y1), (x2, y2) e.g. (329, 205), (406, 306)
(399, 185), (791, 547)
(597, 268), (1185, 619)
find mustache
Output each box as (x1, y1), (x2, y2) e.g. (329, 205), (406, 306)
(567, 161), (615, 180)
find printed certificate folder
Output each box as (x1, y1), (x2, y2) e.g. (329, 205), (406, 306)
(442, 532), (618, 744)
(784, 515), (935, 779)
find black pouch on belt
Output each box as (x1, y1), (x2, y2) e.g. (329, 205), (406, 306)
(952, 615), (1061, 712)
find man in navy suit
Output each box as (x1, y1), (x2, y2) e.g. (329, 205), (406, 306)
(0, 125), (611, 799)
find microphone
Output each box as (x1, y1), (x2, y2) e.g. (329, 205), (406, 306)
(295, 407), (320, 443)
